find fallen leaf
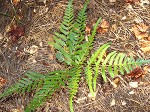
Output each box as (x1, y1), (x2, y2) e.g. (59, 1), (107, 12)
(0, 77), (7, 88)
(121, 100), (127, 106)
(8, 25), (25, 43)
(97, 19), (110, 34)
(126, 67), (144, 79)
(129, 82), (138, 88)
(12, 0), (20, 6)
(143, 65), (150, 74)
(130, 23), (149, 39)
(110, 99), (116, 106)
(139, 38), (150, 53)
(109, 0), (116, 3)
(27, 45), (38, 54)
(148, 36), (150, 41)
(129, 90), (135, 94)
(140, 46), (150, 53)
(112, 77), (120, 88)
(85, 24), (92, 35)
(111, 24), (117, 32)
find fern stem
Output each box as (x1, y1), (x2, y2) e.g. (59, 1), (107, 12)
(70, 95), (74, 112)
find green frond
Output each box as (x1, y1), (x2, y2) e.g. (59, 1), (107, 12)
(48, 0), (75, 65)
(101, 52), (150, 82)
(86, 43), (110, 93)
(85, 65), (94, 95)
(86, 43), (150, 94)
(0, 72), (45, 99)
(88, 18), (101, 43)
(75, 0), (89, 35)
(25, 71), (67, 112)
(68, 67), (82, 112)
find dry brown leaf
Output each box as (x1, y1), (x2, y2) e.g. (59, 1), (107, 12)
(97, 19), (110, 34)
(85, 24), (92, 35)
(126, 67), (145, 79)
(110, 99), (116, 106)
(139, 37), (150, 53)
(130, 23), (149, 39)
(0, 77), (7, 88)
(140, 46), (150, 53)
(111, 24), (117, 32)
(148, 36), (150, 41)
(112, 77), (120, 88)
(143, 65), (150, 74)
(12, 0), (20, 6)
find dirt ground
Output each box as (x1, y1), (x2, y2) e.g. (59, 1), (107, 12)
(0, 0), (150, 112)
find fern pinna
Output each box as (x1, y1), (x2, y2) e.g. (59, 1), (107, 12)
(0, 0), (150, 112)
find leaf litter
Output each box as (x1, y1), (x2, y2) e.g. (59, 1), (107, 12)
(0, 0), (150, 112)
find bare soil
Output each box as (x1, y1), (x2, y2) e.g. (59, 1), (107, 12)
(0, 0), (150, 112)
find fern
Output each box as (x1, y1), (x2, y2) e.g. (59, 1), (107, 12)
(1, 1), (150, 112)
(25, 71), (67, 112)
(0, 71), (45, 99)
(49, 0), (74, 65)
(86, 43), (150, 95)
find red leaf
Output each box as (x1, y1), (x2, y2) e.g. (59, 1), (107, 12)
(0, 77), (7, 88)
(9, 25), (25, 42)
(126, 67), (144, 79)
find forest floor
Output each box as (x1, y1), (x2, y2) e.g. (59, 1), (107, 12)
(0, 0), (150, 112)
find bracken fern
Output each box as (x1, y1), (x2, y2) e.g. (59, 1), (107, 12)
(0, 0), (150, 112)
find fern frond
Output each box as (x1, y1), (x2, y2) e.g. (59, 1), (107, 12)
(75, 0), (89, 36)
(85, 43), (110, 92)
(68, 67), (82, 112)
(88, 18), (101, 43)
(86, 43), (150, 94)
(48, 0), (74, 65)
(25, 71), (67, 112)
(0, 72), (45, 99)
